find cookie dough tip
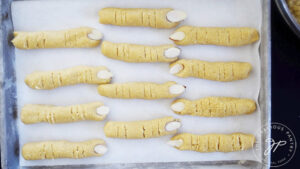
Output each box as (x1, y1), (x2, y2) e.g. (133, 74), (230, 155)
(94, 144), (108, 154)
(169, 64), (183, 74)
(164, 47), (181, 58)
(171, 102), (185, 112)
(166, 10), (187, 23)
(169, 84), (185, 95)
(167, 139), (183, 147)
(97, 70), (113, 80)
(169, 31), (185, 41)
(87, 29), (103, 40)
(96, 106), (110, 116)
(165, 121), (181, 131)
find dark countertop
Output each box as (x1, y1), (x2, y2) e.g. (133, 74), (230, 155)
(271, 1), (300, 168)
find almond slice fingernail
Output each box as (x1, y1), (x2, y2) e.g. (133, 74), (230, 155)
(94, 145), (108, 154)
(171, 102), (185, 112)
(96, 106), (110, 116)
(164, 47), (181, 58)
(88, 29), (103, 40)
(169, 64), (183, 74)
(97, 70), (113, 80)
(167, 139), (183, 147)
(165, 121), (181, 131)
(169, 32), (185, 41)
(166, 10), (187, 23)
(169, 84), (185, 95)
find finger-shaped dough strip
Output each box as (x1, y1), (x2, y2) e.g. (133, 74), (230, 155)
(171, 97), (256, 117)
(98, 81), (185, 99)
(170, 59), (252, 82)
(22, 139), (107, 160)
(99, 8), (186, 29)
(170, 26), (259, 46)
(21, 102), (109, 124)
(25, 66), (112, 90)
(168, 133), (255, 152)
(101, 41), (180, 63)
(104, 117), (181, 139)
(12, 27), (103, 49)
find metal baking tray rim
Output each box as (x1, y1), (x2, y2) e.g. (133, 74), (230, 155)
(0, 0), (271, 168)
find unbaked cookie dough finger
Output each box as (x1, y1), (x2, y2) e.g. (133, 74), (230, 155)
(21, 102), (109, 124)
(98, 81), (185, 99)
(104, 117), (181, 139)
(170, 26), (259, 46)
(168, 133), (255, 152)
(12, 27), (103, 49)
(169, 59), (252, 81)
(99, 8), (186, 29)
(101, 41), (180, 62)
(22, 139), (107, 160)
(25, 66), (113, 90)
(171, 97), (256, 117)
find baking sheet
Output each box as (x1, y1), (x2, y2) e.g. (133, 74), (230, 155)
(11, 0), (262, 166)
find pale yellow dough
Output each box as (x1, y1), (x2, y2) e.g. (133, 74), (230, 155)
(170, 59), (252, 81)
(172, 97), (256, 117)
(104, 117), (179, 139)
(171, 133), (255, 152)
(101, 41), (178, 62)
(21, 102), (107, 124)
(12, 27), (100, 49)
(171, 26), (259, 46)
(99, 8), (179, 28)
(25, 66), (111, 90)
(98, 81), (183, 99)
(22, 139), (105, 160)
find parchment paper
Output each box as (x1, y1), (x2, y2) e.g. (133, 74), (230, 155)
(12, 0), (262, 166)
